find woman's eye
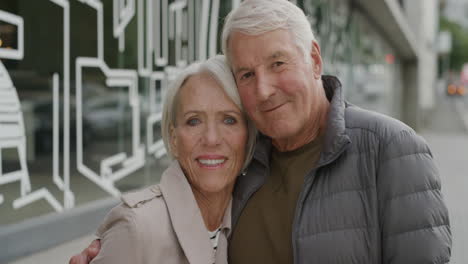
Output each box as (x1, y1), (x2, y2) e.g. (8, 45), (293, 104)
(224, 117), (237, 125)
(187, 118), (201, 126)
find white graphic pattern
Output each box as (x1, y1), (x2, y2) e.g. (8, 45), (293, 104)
(0, 10), (32, 209)
(113, 0), (135, 52)
(145, 0), (223, 158)
(1, 0), (75, 212)
(76, 0), (144, 197)
(0, 0), (237, 212)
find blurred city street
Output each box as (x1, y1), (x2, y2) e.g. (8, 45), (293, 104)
(8, 93), (468, 264)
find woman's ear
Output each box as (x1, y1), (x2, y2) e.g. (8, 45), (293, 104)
(310, 41), (323, 80)
(169, 125), (178, 158)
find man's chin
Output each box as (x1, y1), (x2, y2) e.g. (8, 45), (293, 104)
(262, 126), (296, 141)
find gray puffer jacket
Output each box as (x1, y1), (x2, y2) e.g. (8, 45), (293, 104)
(231, 76), (452, 264)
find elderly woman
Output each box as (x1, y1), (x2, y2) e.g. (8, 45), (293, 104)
(88, 55), (256, 264)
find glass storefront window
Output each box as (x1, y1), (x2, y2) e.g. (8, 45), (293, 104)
(0, 0), (235, 226)
(0, 0), (403, 227)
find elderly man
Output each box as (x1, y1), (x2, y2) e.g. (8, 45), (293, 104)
(71, 0), (451, 263)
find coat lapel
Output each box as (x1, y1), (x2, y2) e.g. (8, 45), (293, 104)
(159, 161), (214, 264)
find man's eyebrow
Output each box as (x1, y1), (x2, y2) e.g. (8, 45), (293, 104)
(268, 51), (287, 60)
(234, 67), (250, 76)
(234, 51), (288, 75)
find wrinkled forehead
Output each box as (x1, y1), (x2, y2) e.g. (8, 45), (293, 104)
(227, 30), (299, 68)
(173, 73), (215, 113)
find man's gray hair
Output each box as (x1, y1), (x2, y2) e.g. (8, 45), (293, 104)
(161, 55), (257, 169)
(221, 0), (316, 63)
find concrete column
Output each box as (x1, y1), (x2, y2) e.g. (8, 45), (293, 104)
(402, 60), (421, 129)
(401, 0), (439, 130)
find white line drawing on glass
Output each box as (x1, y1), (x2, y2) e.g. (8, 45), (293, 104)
(146, 66), (180, 159)
(48, 0), (75, 210)
(76, 0), (144, 197)
(0, 61), (32, 207)
(169, 0), (188, 67)
(139, 0), (171, 157)
(138, 0), (153, 76)
(0, 10), (23, 60)
(144, 0), (223, 158)
(153, 0), (168, 67)
(113, 0), (135, 52)
(0, 10), (62, 212)
(1, 0), (238, 211)
(0, 10), (32, 208)
(139, 0), (223, 73)
(197, 0), (220, 61)
(5, 0), (75, 212)
(146, 71), (165, 158)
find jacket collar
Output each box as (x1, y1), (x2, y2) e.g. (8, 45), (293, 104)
(252, 75), (351, 168)
(160, 161), (231, 264)
(317, 75), (351, 166)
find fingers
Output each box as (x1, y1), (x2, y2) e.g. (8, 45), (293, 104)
(86, 239), (101, 260)
(69, 254), (86, 264)
(68, 239), (101, 264)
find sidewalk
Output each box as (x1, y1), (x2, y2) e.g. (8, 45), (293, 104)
(9, 234), (95, 264)
(419, 94), (468, 264)
(421, 132), (468, 264)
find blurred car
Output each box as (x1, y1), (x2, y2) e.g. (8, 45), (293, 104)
(83, 94), (150, 139)
(33, 98), (93, 154)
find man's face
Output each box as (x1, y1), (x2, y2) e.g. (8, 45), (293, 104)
(228, 29), (326, 148)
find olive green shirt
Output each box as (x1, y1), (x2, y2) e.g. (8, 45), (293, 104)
(229, 136), (323, 264)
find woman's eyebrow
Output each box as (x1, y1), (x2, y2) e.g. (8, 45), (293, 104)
(182, 110), (202, 117)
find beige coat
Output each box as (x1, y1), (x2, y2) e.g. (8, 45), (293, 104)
(90, 161), (232, 264)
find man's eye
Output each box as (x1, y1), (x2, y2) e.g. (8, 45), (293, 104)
(273, 61), (284, 68)
(240, 72), (253, 80)
(187, 118), (201, 126)
(224, 117), (237, 125)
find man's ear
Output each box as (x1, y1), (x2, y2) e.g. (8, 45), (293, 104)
(310, 41), (323, 80)
(169, 125), (178, 158)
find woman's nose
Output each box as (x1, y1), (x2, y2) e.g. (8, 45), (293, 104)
(203, 123), (222, 146)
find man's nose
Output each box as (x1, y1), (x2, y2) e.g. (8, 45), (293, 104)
(255, 71), (275, 101)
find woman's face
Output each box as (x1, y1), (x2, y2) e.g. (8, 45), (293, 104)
(171, 72), (248, 195)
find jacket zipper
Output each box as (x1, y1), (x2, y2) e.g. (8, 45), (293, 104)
(291, 141), (350, 264)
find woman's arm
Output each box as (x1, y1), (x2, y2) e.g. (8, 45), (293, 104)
(89, 205), (142, 264)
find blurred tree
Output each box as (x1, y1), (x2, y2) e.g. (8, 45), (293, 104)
(440, 16), (468, 71)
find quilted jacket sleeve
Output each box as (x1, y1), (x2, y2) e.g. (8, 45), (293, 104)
(377, 129), (452, 264)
